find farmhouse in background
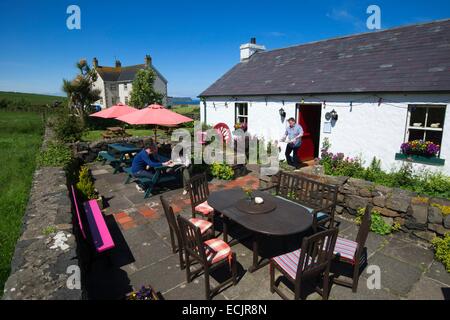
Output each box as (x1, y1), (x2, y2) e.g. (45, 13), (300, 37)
(92, 55), (168, 108)
(200, 19), (450, 174)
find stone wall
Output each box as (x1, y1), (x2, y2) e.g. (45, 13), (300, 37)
(2, 167), (81, 299)
(268, 170), (450, 243)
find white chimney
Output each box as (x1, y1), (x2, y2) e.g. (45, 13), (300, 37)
(240, 37), (266, 62)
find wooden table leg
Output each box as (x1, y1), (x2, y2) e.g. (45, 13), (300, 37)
(223, 216), (228, 244)
(248, 233), (270, 273)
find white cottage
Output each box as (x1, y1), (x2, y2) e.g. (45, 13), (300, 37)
(199, 20), (450, 174)
(92, 55), (168, 108)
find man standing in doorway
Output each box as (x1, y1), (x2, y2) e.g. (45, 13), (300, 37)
(281, 118), (304, 169)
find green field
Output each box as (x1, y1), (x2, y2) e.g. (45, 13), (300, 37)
(0, 91), (66, 106)
(0, 111), (44, 293)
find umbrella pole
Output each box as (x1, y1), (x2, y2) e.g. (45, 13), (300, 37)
(154, 125), (158, 143)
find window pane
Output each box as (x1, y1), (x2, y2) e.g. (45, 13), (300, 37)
(426, 107), (446, 128)
(425, 131), (443, 146)
(409, 106), (426, 127)
(408, 129), (425, 141)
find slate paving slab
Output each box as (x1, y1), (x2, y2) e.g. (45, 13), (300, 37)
(380, 236), (434, 270)
(407, 276), (450, 300)
(425, 261), (450, 287)
(128, 255), (187, 294)
(366, 252), (423, 296)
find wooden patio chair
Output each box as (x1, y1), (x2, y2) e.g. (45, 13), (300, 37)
(160, 196), (214, 269)
(270, 228), (338, 300)
(177, 215), (237, 300)
(332, 205), (372, 292)
(187, 173), (215, 222)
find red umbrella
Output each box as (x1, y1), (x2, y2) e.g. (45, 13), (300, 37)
(116, 104), (193, 140)
(90, 103), (138, 119)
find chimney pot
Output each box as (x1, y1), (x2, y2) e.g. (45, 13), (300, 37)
(240, 38), (266, 62)
(145, 55), (152, 67)
(92, 57), (98, 68)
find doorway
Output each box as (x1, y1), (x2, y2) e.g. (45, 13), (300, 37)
(296, 104), (322, 162)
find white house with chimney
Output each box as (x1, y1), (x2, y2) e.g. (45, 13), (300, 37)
(200, 20), (450, 174)
(92, 55), (168, 108)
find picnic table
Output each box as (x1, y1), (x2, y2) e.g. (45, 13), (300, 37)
(208, 188), (313, 273)
(102, 127), (131, 139)
(98, 143), (142, 174)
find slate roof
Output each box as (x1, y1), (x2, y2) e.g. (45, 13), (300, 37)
(200, 19), (450, 97)
(96, 64), (168, 83)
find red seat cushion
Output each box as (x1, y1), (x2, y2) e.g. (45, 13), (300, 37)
(334, 237), (358, 264)
(195, 201), (214, 216)
(204, 239), (231, 265)
(189, 218), (213, 234)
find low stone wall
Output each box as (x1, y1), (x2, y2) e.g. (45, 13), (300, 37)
(2, 167), (81, 299)
(296, 171), (450, 242)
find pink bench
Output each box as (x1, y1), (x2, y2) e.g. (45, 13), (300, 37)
(71, 185), (115, 253)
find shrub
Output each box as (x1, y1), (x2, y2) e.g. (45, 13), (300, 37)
(355, 207), (394, 236)
(37, 142), (73, 167)
(431, 233), (450, 272)
(318, 139), (450, 199)
(53, 110), (84, 143)
(432, 204), (450, 216)
(210, 162), (234, 180)
(76, 166), (97, 200)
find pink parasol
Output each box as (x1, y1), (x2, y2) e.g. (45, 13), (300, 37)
(90, 103), (138, 119)
(116, 104), (193, 140)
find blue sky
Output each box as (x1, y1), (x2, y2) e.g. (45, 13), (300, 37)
(0, 0), (449, 97)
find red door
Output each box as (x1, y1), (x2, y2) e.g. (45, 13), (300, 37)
(297, 104), (321, 161)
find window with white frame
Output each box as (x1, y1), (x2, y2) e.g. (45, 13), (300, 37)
(235, 103), (248, 124)
(406, 105), (446, 153)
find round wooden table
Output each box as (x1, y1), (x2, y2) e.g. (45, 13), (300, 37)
(208, 188), (313, 272)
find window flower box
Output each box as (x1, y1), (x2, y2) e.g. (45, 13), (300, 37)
(395, 153), (445, 166)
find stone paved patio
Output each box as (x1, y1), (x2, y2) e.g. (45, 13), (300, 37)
(85, 162), (450, 300)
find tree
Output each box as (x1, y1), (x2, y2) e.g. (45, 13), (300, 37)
(129, 68), (164, 108)
(62, 60), (101, 125)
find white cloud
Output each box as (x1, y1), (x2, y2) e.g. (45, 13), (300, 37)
(326, 8), (366, 31)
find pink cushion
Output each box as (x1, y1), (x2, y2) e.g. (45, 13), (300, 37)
(204, 239), (231, 265)
(84, 200), (115, 253)
(195, 201), (214, 216)
(272, 249), (302, 279)
(189, 218), (213, 234)
(334, 237), (358, 264)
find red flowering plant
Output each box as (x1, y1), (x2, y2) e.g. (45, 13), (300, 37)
(400, 140), (440, 157)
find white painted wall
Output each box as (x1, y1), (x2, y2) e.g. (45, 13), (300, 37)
(94, 69), (168, 108)
(201, 93), (450, 174)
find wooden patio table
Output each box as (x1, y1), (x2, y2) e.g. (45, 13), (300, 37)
(208, 188), (312, 272)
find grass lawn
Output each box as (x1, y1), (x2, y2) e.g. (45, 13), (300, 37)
(0, 111), (44, 293)
(0, 91), (66, 106)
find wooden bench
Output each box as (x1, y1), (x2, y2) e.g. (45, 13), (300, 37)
(70, 185), (115, 253)
(261, 171), (338, 230)
(98, 151), (122, 173)
(124, 166), (181, 199)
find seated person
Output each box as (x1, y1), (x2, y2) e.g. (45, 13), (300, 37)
(131, 143), (173, 191)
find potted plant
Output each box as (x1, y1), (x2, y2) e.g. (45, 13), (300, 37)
(76, 166), (104, 208)
(126, 285), (160, 300)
